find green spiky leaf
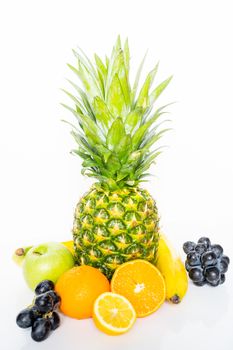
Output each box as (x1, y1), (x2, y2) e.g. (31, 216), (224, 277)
(124, 108), (142, 134)
(93, 96), (112, 132)
(136, 63), (159, 109)
(107, 117), (126, 151)
(107, 74), (126, 117)
(62, 37), (172, 187)
(131, 52), (147, 105)
(150, 76), (173, 104)
(123, 39), (130, 75)
(115, 134), (132, 160)
(94, 54), (107, 96)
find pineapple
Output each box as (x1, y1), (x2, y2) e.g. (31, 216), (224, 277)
(63, 37), (172, 279)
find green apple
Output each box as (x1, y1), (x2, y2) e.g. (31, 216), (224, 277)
(23, 242), (74, 290)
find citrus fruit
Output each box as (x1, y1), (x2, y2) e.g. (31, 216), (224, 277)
(111, 259), (166, 317)
(93, 292), (136, 335)
(55, 265), (110, 319)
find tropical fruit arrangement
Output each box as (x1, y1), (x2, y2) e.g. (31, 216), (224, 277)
(13, 37), (230, 342)
(14, 237), (190, 340)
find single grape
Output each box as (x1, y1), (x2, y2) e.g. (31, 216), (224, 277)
(219, 260), (228, 273)
(204, 266), (220, 283)
(211, 244), (223, 259)
(187, 252), (201, 266)
(16, 308), (34, 328)
(183, 241), (196, 254)
(221, 255), (230, 265)
(30, 305), (43, 320)
(185, 260), (192, 272)
(193, 280), (206, 286)
(35, 280), (55, 295)
(195, 243), (206, 255)
(189, 267), (204, 283)
(31, 318), (51, 342)
(207, 279), (220, 287)
(198, 237), (211, 249)
(46, 291), (61, 308)
(220, 274), (225, 284)
(48, 312), (60, 330)
(201, 251), (217, 267)
(35, 293), (54, 313)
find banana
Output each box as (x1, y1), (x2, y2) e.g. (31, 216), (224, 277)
(12, 241), (74, 266)
(61, 240), (75, 255)
(156, 234), (188, 304)
(12, 246), (33, 266)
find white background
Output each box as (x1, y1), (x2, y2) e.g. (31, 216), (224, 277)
(0, 0), (233, 349)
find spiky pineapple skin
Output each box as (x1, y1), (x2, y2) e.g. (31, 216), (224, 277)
(73, 184), (160, 279)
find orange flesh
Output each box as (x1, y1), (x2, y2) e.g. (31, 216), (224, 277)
(111, 260), (166, 317)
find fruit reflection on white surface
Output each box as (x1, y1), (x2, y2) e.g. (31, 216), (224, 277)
(17, 283), (232, 350)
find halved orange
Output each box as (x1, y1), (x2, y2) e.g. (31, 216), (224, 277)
(93, 292), (136, 335)
(111, 260), (166, 317)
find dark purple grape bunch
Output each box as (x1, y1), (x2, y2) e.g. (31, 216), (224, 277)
(16, 280), (61, 342)
(183, 237), (230, 287)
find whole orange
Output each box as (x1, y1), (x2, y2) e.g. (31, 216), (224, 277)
(55, 265), (110, 319)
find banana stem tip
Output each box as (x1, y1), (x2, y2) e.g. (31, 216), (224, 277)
(170, 295), (181, 304)
(15, 248), (25, 257)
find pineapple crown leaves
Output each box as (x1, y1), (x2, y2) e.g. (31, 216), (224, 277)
(62, 36), (172, 189)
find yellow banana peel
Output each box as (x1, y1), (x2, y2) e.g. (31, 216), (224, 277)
(156, 234), (188, 304)
(61, 240), (75, 255)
